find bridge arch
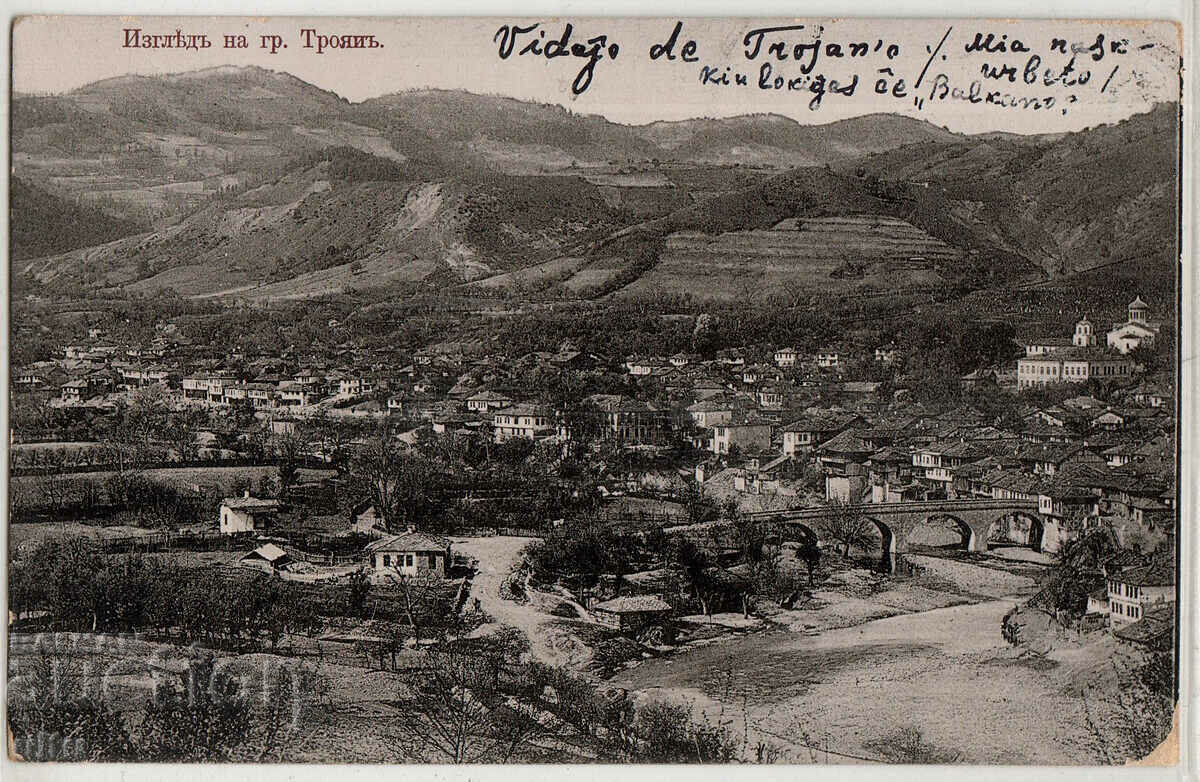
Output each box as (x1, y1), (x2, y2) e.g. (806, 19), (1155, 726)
(772, 521), (819, 546)
(985, 512), (1045, 552)
(862, 516), (897, 573)
(905, 513), (977, 552)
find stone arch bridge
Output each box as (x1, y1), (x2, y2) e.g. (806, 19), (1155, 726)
(742, 499), (1047, 571)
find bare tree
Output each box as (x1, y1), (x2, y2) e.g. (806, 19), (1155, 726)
(391, 631), (554, 763)
(865, 725), (964, 763)
(817, 496), (878, 558)
(395, 573), (450, 645)
(37, 452), (73, 512)
(310, 410), (361, 472)
(355, 423), (441, 533)
(273, 425), (309, 497)
(164, 407), (207, 462)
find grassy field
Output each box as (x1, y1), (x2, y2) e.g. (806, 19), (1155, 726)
(466, 256), (588, 291)
(11, 441), (104, 451)
(9, 521), (165, 553)
(9, 465), (336, 519)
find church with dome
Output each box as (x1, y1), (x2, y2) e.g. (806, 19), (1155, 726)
(1106, 296), (1162, 354)
(1014, 301), (1143, 390)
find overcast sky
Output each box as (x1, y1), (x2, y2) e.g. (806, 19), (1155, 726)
(12, 16), (1181, 134)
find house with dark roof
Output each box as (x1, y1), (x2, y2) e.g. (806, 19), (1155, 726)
(780, 412), (865, 456)
(590, 595), (673, 633)
(1112, 603), (1174, 650)
(773, 347), (798, 368)
(960, 368), (997, 391)
(1017, 442), (1107, 476)
(815, 429), (874, 476)
(219, 493), (281, 534)
(868, 447), (919, 502)
(365, 531), (452, 577)
(1016, 335), (1073, 357)
(588, 394), (671, 445)
(465, 389), (514, 413)
(1129, 381), (1171, 408)
(687, 398), (735, 429)
(1106, 559), (1174, 629)
(492, 403), (555, 443)
(711, 416), (773, 456)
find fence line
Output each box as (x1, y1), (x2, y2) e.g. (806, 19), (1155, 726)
(282, 546), (362, 567)
(95, 529), (239, 554)
(10, 456), (328, 478)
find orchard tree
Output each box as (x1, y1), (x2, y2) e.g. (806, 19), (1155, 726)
(817, 496), (878, 558)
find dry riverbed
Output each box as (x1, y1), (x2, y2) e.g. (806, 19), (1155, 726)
(609, 553), (1108, 765)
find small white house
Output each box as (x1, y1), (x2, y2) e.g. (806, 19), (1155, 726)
(219, 493), (281, 534)
(365, 531), (452, 577)
(239, 543), (292, 572)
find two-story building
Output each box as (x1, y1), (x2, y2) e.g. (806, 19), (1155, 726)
(687, 399), (735, 429)
(278, 381), (317, 407)
(874, 343), (900, 364)
(1017, 350), (1135, 390)
(493, 403), (555, 443)
(60, 378), (94, 404)
(710, 417), (773, 456)
(780, 412), (865, 457)
(1106, 560), (1174, 628)
(1016, 318), (1136, 390)
(815, 348), (841, 369)
(588, 395), (670, 445)
(465, 389), (514, 414)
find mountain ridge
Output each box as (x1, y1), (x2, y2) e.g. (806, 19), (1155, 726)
(10, 66), (1179, 304)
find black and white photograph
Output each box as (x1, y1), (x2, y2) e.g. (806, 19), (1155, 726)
(4, 14), (1187, 769)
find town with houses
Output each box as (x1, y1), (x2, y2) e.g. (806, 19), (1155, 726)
(12, 295), (1175, 648)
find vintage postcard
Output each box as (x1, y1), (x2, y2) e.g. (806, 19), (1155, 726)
(4, 14), (1186, 771)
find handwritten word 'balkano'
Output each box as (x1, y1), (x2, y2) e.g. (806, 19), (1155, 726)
(494, 23), (619, 96)
(926, 74), (1066, 113)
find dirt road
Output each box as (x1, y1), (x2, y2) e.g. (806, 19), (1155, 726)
(453, 535), (596, 668)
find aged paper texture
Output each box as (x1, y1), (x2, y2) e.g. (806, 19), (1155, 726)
(5, 13), (1187, 772)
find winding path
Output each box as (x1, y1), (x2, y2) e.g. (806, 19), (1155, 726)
(452, 536), (573, 665)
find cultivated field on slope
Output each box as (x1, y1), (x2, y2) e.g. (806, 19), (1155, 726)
(466, 256), (590, 291)
(616, 215), (955, 301)
(221, 255), (442, 302)
(559, 257), (631, 294)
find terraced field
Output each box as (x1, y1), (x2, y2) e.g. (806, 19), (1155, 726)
(618, 215), (957, 301)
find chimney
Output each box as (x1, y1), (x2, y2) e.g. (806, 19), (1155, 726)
(244, 490), (251, 499)
(406, 524), (416, 534)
